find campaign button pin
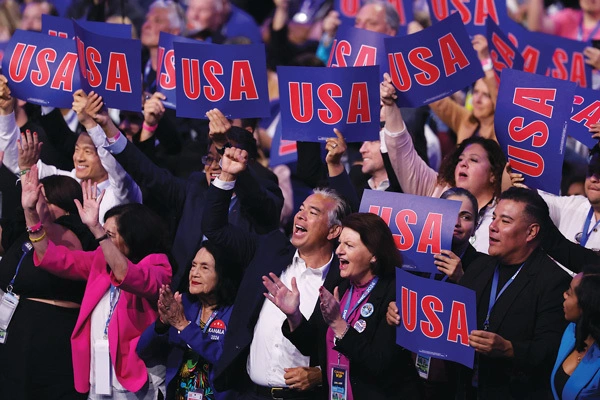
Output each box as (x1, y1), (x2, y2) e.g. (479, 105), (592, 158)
(354, 319), (367, 333)
(360, 303), (374, 318)
(208, 319), (226, 341)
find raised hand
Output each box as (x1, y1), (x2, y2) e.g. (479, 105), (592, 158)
(322, 10), (341, 37)
(434, 249), (464, 282)
(143, 92), (166, 127)
(74, 180), (105, 230)
(505, 161), (528, 189)
(21, 165), (42, 211)
(472, 34), (490, 61)
(380, 72), (397, 106)
(17, 130), (43, 171)
(73, 90), (110, 128)
(325, 128), (347, 166)
(263, 272), (301, 317)
(0, 75), (13, 115)
(219, 147), (248, 181)
(584, 46), (600, 70)
(158, 284), (189, 330)
(206, 108), (231, 148)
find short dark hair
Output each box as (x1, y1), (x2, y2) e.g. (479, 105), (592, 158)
(188, 240), (242, 306)
(103, 203), (171, 264)
(438, 137), (506, 198)
(341, 213), (402, 278)
(498, 187), (550, 239)
(40, 175), (82, 215)
(440, 187), (479, 228)
(226, 126), (259, 159)
(575, 270), (600, 352)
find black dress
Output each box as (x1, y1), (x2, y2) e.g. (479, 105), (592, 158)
(0, 214), (94, 399)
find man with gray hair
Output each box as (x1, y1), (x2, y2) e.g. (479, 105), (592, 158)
(185, 0), (262, 43)
(202, 147), (351, 398)
(141, 0), (185, 92)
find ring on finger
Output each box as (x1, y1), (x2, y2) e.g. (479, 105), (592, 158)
(332, 143), (338, 148)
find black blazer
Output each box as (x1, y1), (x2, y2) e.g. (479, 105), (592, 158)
(282, 276), (421, 399)
(459, 248), (571, 399)
(201, 183), (343, 393)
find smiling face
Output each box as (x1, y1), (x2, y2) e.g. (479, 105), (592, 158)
(73, 133), (108, 183)
(204, 143), (222, 185)
(448, 195), (476, 249)
(360, 140), (384, 176)
(336, 227), (375, 285)
(188, 247), (219, 296)
(563, 273), (583, 322)
(291, 193), (338, 253)
(454, 143), (494, 198)
(471, 79), (494, 121)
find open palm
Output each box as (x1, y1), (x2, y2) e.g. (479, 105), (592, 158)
(263, 273), (300, 317)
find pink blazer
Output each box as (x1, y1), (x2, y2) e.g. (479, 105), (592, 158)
(34, 241), (172, 393)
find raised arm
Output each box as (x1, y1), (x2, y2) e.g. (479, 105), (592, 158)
(0, 75), (19, 174)
(381, 73), (440, 197)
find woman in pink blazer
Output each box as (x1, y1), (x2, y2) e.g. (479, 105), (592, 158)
(21, 166), (172, 399)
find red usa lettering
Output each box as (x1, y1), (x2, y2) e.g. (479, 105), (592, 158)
(571, 96), (600, 129)
(548, 48), (587, 87)
(401, 287), (470, 345)
(369, 205), (443, 254)
(76, 37), (132, 92)
(430, 0), (499, 25)
(328, 40), (377, 68)
(287, 81), (371, 124)
(8, 43), (78, 91)
(181, 59), (259, 102)
(388, 33), (470, 92)
(157, 47), (176, 90)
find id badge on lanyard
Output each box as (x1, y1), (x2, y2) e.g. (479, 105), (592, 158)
(0, 242), (32, 343)
(416, 354), (431, 379)
(330, 364), (348, 400)
(187, 389), (204, 400)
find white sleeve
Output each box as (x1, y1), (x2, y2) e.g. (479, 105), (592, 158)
(87, 125), (142, 205)
(0, 112), (21, 174)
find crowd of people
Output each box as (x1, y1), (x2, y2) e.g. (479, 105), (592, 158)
(0, 0), (600, 399)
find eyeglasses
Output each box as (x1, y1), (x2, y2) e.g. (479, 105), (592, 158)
(201, 155), (218, 166)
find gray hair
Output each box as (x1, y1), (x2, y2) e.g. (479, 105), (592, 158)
(149, 0), (186, 32)
(364, 0), (400, 33)
(312, 188), (352, 228)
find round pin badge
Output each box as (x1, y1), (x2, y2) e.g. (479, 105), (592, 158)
(207, 319), (227, 341)
(353, 319), (367, 333)
(360, 303), (374, 318)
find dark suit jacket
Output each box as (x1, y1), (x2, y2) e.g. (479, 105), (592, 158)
(459, 248), (571, 399)
(201, 182), (342, 393)
(113, 140), (283, 288)
(282, 276), (421, 399)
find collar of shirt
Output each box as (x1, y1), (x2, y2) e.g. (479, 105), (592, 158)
(96, 179), (111, 196)
(291, 249), (333, 280)
(367, 177), (390, 191)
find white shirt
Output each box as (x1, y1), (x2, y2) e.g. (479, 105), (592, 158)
(540, 191), (600, 251)
(0, 114), (142, 224)
(247, 251), (333, 387)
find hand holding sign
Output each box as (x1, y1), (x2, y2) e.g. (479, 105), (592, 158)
(590, 123), (600, 141)
(0, 75), (13, 115)
(472, 34), (489, 62)
(386, 301), (400, 326)
(469, 330), (514, 358)
(323, 10), (342, 38)
(433, 250), (464, 282)
(584, 46), (600, 70)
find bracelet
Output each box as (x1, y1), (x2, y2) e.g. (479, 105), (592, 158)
(95, 233), (109, 244)
(142, 122), (158, 132)
(27, 221), (43, 234)
(29, 230), (46, 243)
(334, 324), (350, 344)
(19, 169), (30, 176)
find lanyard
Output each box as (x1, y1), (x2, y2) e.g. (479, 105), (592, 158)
(341, 277), (378, 321)
(7, 242), (33, 293)
(143, 59), (156, 93)
(484, 263), (524, 330)
(579, 207), (600, 247)
(578, 14), (600, 41)
(103, 285), (120, 339)
(196, 308), (219, 333)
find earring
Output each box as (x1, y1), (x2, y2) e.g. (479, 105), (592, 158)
(370, 256), (376, 264)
